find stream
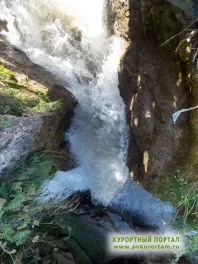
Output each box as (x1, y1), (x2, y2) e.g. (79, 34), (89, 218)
(0, 0), (174, 229)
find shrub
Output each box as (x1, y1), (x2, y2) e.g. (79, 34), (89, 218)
(0, 152), (71, 264)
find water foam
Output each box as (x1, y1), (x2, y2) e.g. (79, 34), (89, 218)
(0, 0), (129, 203)
(0, 0), (176, 229)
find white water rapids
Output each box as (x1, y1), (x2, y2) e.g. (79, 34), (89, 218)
(0, 0), (129, 203)
(0, 0), (175, 228)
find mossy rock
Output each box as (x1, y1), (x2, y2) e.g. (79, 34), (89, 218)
(0, 62), (61, 116)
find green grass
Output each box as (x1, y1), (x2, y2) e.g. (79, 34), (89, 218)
(0, 152), (55, 263)
(0, 62), (61, 116)
(186, 234), (198, 258)
(0, 64), (15, 80)
(152, 172), (198, 227)
(151, 172), (198, 260)
(10, 152), (56, 187)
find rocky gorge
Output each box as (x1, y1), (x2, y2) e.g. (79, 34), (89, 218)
(0, 0), (197, 264)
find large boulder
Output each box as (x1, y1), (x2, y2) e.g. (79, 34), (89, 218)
(0, 36), (76, 177)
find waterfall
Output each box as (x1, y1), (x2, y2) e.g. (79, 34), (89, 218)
(0, 0), (129, 204)
(0, 0), (175, 229)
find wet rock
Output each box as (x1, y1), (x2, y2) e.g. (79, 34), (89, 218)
(0, 20), (8, 32)
(42, 250), (76, 264)
(54, 196), (134, 264)
(109, 178), (175, 230)
(42, 171), (175, 231)
(52, 194), (175, 264)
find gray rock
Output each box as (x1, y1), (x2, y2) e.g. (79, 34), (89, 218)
(0, 115), (42, 176)
(0, 37), (76, 177)
(167, 0), (198, 18)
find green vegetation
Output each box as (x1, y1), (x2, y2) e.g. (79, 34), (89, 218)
(0, 62), (61, 116)
(152, 173), (197, 226)
(0, 47), (70, 264)
(186, 234), (198, 258)
(152, 172), (198, 260)
(0, 152), (70, 264)
(0, 118), (9, 127)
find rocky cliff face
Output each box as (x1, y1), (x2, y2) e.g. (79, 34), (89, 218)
(110, 0), (195, 186)
(0, 34), (76, 177)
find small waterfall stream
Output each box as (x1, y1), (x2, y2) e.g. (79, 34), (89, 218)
(0, 0), (174, 228)
(0, 0), (129, 203)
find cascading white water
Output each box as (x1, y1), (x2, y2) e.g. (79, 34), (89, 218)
(0, 0), (129, 203)
(0, 0), (176, 229)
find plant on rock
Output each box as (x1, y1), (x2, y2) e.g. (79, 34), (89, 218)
(0, 152), (71, 264)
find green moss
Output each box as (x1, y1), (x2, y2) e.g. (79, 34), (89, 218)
(0, 64), (15, 80)
(0, 62), (61, 116)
